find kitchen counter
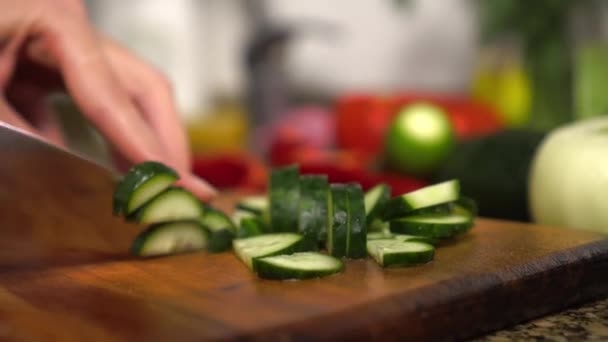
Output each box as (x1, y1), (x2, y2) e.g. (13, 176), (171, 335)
(477, 297), (608, 341)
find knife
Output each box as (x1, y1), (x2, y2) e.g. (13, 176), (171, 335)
(0, 123), (139, 271)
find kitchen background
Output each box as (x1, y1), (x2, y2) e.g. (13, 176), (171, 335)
(56, 0), (608, 232)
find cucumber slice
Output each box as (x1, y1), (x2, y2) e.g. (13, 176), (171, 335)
(255, 252), (344, 280)
(345, 183), (367, 259)
(131, 221), (208, 257)
(389, 213), (473, 239)
(327, 184), (348, 257)
(269, 165), (300, 232)
(231, 209), (255, 226)
(236, 196), (268, 216)
(233, 233), (306, 270)
(128, 187), (205, 224)
(200, 209), (235, 253)
(113, 161), (178, 216)
(367, 231), (395, 240)
(367, 232), (437, 245)
(364, 183), (391, 225)
(367, 239), (435, 267)
(381, 180), (460, 220)
(298, 175), (330, 250)
(238, 217), (265, 238)
(454, 196), (478, 217)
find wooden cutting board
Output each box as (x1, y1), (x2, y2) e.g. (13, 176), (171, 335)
(0, 124), (608, 341)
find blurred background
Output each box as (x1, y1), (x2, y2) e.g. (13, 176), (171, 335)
(54, 0), (608, 225)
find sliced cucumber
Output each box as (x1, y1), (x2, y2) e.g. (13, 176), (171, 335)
(367, 239), (435, 267)
(233, 233), (305, 270)
(238, 217), (265, 238)
(389, 213), (473, 239)
(327, 184), (348, 257)
(367, 232), (437, 245)
(345, 183), (367, 259)
(200, 209), (235, 253)
(231, 209), (255, 226)
(113, 161), (178, 216)
(381, 180), (460, 220)
(128, 187), (205, 224)
(131, 221), (208, 257)
(364, 183), (391, 225)
(298, 175), (330, 250)
(255, 252), (344, 280)
(269, 165), (300, 232)
(454, 196), (478, 217)
(236, 195), (269, 219)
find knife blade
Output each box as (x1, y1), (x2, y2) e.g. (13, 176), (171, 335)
(0, 123), (139, 270)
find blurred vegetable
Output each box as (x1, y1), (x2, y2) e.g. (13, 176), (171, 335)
(434, 129), (546, 222)
(529, 117), (608, 233)
(384, 102), (455, 176)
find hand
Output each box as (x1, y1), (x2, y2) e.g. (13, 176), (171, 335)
(0, 0), (217, 200)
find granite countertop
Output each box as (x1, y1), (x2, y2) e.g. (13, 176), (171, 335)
(476, 297), (608, 341)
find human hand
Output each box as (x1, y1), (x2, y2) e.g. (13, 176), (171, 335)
(0, 0), (217, 200)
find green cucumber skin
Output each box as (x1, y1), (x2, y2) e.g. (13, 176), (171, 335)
(237, 217), (265, 238)
(113, 161), (178, 216)
(127, 187), (205, 223)
(201, 208), (236, 232)
(327, 184), (349, 257)
(206, 229), (234, 253)
(365, 184), (391, 225)
(298, 175), (329, 251)
(269, 165), (300, 233)
(455, 196), (478, 217)
(255, 254), (344, 280)
(406, 203), (454, 216)
(345, 183), (367, 259)
(389, 218), (473, 239)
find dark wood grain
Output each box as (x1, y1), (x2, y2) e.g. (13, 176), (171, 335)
(0, 123), (608, 341)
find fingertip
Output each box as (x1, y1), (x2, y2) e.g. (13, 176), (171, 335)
(178, 173), (218, 202)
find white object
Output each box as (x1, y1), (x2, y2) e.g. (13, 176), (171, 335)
(529, 117), (608, 233)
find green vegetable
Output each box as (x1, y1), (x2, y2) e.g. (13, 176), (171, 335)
(128, 187), (205, 224)
(131, 221), (208, 257)
(367, 239), (435, 267)
(382, 180), (460, 221)
(298, 175), (330, 250)
(269, 165), (300, 232)
(255, 252), (344, 280)
(233, 233), (306, 271)
(113, 161), (178, 216)
(389, 213), (473, 239)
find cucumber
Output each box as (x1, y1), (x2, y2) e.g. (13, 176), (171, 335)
(364, 183), (391, 225)
(389, 213), (473, 239)
(131, 221), (208, 257)
(298, 175), (330, 250)
(200, 209), (235, 253)
(381, 180), (460, 220)
(233, 233), (306, 270)
(367, 232), (437, 245)
(236, 195), (268, 215)
(128, 187), (205, 224)
(327, 184), (348, 257)
(113, 161), (178, 216)
(231, 209), (255, 226)
(454, 196), (478, 217)
(255, 252), (344, 280)
(367, 239), (435, 267)
(345, 183), (367, 259)
(269, 165), (300, 232)
(238, 217), (265, 238)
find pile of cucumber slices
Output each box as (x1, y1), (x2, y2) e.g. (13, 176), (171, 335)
(113, 162), (477, 281)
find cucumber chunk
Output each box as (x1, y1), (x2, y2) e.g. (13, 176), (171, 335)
(269, 165), (300, 232)
(255, 252), (344, 280)
(367, 239), (435, 267)
(200, 209), (235, 253)
(389, 213), (473, 239)
(131, 221), (208, 257)
(113, 161), (178, 216)
(327, 184), (348, 257)
(382, 180), (460, 220)
(128, 187), (205, 224)
(345, 183), (367, 259)
(233, 233), (306, 270)
(236, 195), (268, 215)
(298, 175), (330, 250)
(364, 183), (391, 225)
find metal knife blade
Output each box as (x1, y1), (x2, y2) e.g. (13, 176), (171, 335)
(0, 123), (139, 271)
